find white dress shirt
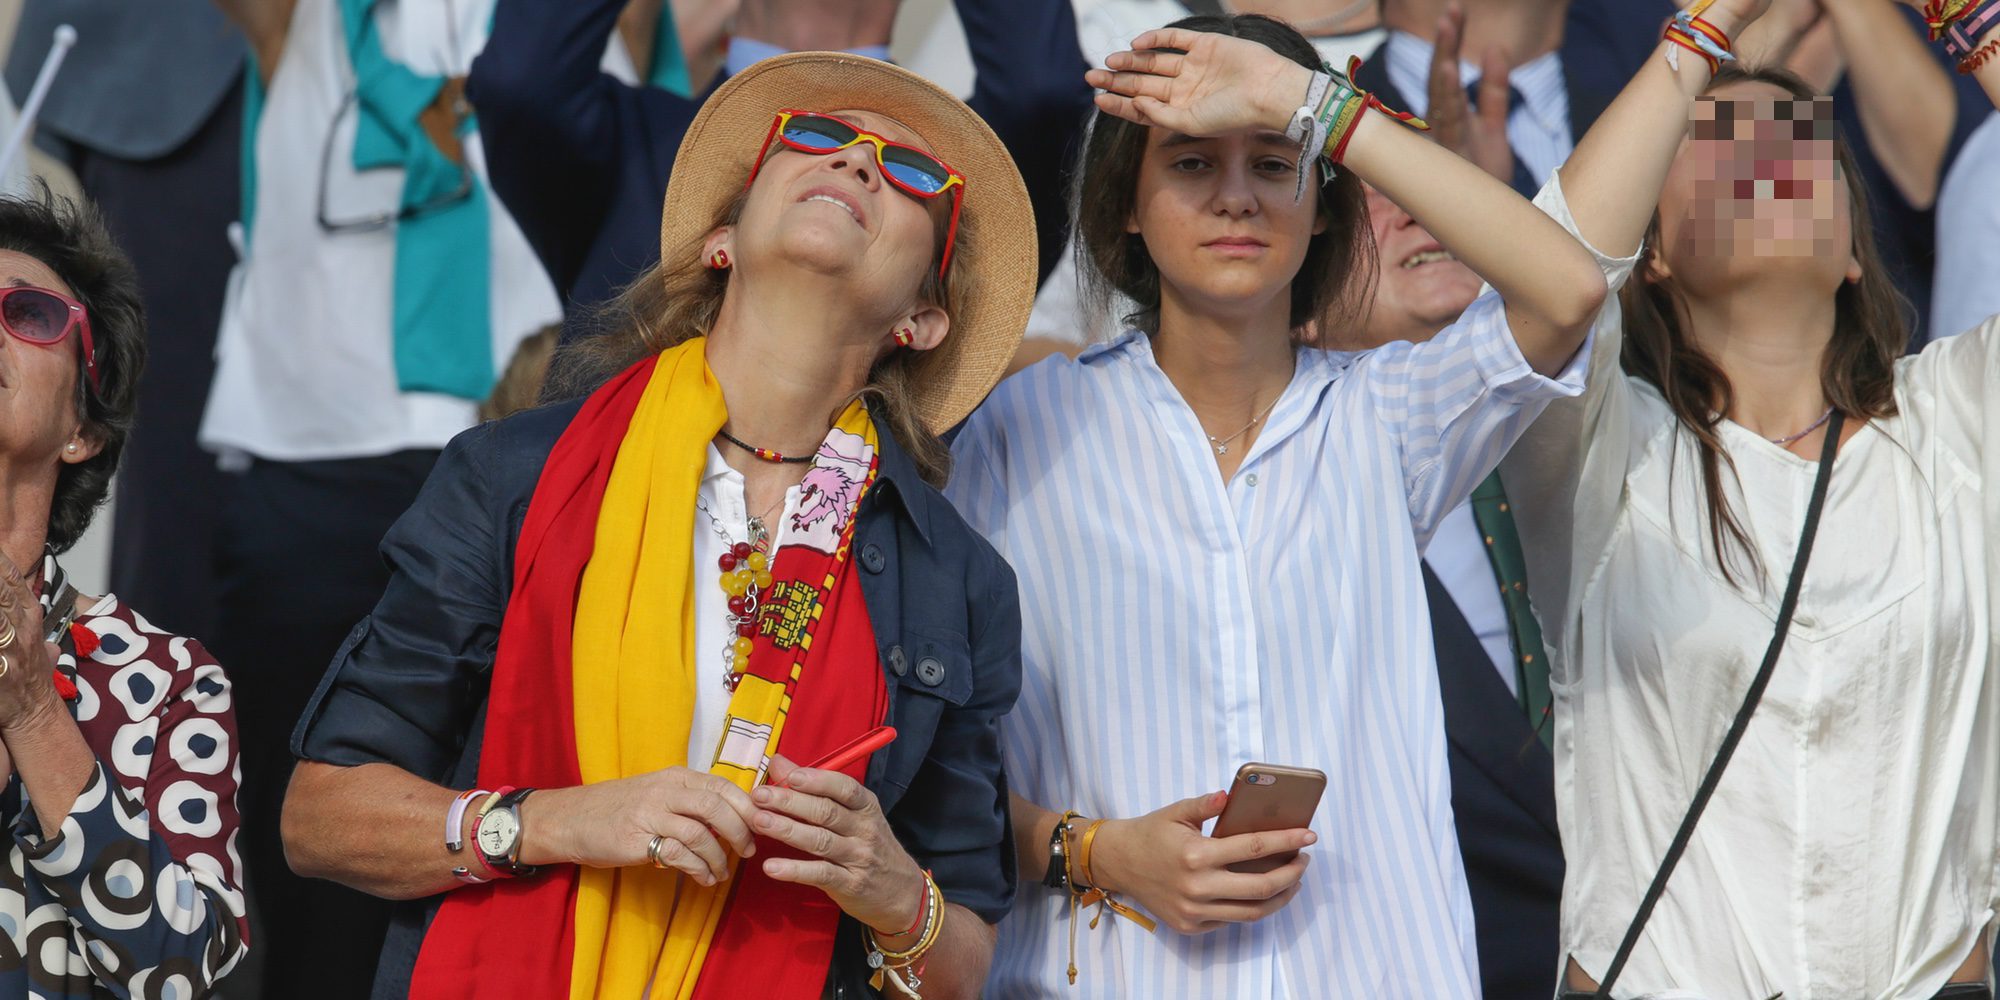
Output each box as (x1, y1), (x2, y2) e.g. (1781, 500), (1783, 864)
(687, 446), (805, 769)
(1504, 175), (2000, 1000)
(1425, 503), (1518, 693)
(953, 291), (1589, 998)
(1383, 30), (1573, 189)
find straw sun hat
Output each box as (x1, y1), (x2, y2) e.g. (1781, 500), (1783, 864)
(660, 52), (1035, 434)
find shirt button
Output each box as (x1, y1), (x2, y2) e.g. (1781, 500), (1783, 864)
(1245, 473), (1259, 487)
(861, 543), (886, 573)
(916, 656), (946, 687)
(887, 646), (908, 676)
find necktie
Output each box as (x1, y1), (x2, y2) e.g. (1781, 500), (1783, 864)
(1466, 80), (1540, 198)
(1468, 471), (1552, 746)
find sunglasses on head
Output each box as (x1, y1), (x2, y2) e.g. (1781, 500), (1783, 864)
(747, 110), (966, 278)
(0, 285), (98, 393)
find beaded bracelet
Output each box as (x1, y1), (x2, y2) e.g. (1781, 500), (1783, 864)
(1961, 35), (2000, 72)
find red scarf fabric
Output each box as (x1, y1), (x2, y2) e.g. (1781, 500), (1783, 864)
(409, 355), (888, 998)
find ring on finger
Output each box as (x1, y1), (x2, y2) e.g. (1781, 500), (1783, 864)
(647, 835), (670, 870)
(0, 652), (11, 678)
(0, 620), (15, 649)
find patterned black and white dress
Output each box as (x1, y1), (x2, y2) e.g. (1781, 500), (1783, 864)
(0, 556), (247, 998)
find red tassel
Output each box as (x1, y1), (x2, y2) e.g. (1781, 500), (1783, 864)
(70, 622), (100, 658)
(51, 669), (78, 701)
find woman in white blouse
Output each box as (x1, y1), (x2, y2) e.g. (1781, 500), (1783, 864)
(1498, 4), (2000, 996)
(950, 13), (1606, 998)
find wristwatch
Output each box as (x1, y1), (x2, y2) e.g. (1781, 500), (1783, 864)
(474, 787), (540, 878)
(1042, 811), (1077, 890)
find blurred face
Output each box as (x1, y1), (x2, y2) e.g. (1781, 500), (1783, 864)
(725, 109), (946, 318)
(1653, 81), (1860, 295)
(1348, 183), (1481, 349)
(1129, 126), (1327, 324)
(0, 249), (94, 479)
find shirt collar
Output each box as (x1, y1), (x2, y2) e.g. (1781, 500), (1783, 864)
(1382, 30), (1566, 127)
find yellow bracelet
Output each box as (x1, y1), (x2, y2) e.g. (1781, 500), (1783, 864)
(867, 872), (945, 996)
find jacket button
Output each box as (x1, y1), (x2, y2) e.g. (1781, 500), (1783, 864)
(916, 656), (945, 687)
(888, 646), (908, 676)
(861, 544), (886, 573)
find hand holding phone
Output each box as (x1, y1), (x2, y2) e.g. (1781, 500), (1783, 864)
(1209, 763), (1327, 874)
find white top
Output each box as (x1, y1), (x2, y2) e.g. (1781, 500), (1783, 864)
(1503, 176), (2000, 999)
(201, 0), (569, 464)
(689, 446), (804, 770)
(954, 293), (1590, 998)
(1932, 109), (2000, 342)
(1426, 502), (1517, 692)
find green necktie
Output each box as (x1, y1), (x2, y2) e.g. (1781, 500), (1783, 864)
(1468, 472), (1552, 748)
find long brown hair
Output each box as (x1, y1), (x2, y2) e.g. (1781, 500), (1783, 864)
(1621, 66), (1906, 582)
(544, 170), (969, 488)
(1070, 13), (1375, 338)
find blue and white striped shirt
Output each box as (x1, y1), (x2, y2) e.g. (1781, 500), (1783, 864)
(951, 292), (1589, 998)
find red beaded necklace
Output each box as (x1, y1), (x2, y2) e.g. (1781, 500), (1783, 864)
(695, 495), (780, 689)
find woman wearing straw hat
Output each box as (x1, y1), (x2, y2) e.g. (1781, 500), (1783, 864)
(278, 53), (1033, 1000)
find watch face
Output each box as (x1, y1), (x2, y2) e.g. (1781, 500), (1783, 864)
(478, 808), (518, 857)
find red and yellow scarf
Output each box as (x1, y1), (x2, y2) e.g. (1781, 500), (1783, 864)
(410, 338), (888, 999)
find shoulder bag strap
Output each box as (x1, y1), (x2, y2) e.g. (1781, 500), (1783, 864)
(1593, 409), (1847, 998)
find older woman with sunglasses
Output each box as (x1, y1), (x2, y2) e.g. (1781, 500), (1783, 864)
(282, 54), (1033, 1000)
(0, 190), (249, 994)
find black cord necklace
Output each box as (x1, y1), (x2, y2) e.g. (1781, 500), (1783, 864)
(717, 429), (815, 464)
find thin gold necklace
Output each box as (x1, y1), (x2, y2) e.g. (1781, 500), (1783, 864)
(1205, 395), (1283, 456)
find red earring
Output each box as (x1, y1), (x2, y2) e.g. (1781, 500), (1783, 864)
(893, 328), (914, 347)
(709, 249), (731, 270)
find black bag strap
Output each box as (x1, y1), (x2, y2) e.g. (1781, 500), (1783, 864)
(1592, 410), (1846, 998)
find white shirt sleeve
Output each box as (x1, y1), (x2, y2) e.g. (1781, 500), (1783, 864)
(1499, 172), (1644, 679)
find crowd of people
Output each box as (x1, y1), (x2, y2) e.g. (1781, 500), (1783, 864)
(2, 0), (2000, 997)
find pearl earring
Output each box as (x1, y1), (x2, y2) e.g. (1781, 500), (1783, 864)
(65, 443), (77, 453)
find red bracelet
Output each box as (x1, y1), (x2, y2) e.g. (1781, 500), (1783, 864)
(898, 869), (934, 937)
(1960, 36), (2000, 72)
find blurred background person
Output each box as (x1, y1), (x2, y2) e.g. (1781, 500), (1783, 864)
(206, 0), (571, 993)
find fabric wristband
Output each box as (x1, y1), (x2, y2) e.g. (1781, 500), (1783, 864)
(1944, 0), (2000, 57)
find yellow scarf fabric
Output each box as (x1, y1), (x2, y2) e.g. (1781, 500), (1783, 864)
(565, 337), (877, 998)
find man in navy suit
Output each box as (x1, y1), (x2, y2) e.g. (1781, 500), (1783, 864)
(1332, 4), (1670, 995)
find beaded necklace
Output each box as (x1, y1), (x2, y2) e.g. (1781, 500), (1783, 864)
(695, 494), (780, 690)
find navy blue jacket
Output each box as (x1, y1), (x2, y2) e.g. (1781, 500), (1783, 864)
(292, 394), (1023, 999)
(466, 0), (1093, 336)
(1423, 564), (1563, 1000)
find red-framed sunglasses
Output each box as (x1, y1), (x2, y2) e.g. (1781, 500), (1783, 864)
(0, 285), (98, 393)
(747, 110), (967, 278)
